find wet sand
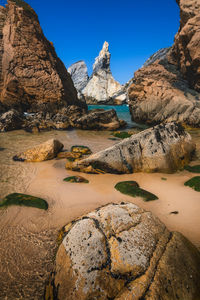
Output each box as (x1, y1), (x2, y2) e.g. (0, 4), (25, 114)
(0, 128), (200, 299)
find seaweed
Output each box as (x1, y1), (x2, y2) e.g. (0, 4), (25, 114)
(112, 132), (133, 139)
(184, 176), (200, 192)
(71, 145), (92, 155)
(184, 165), (200, 173)
(115, 181), (158, 201)
(0, 193), (48, 210)
(63, 176), (89, 183)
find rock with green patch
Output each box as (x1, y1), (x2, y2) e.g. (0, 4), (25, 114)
(0, 193), (48, 210)
(66, 122), (195, 174)
(184, 176), (200, 191)
(112, 131), (133, 139)
(47, 202), (200, 300)
(63, 176), (89, 183)
(57, 151), (82, 160)
(71, 145), (92, 155)
(184, 165), (200, 173)
(115, 181), (158, 201)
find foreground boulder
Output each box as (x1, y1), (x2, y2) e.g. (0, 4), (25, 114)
(0, 109), (23, 131)
(128, 0), (200, 127)
(66, 122), (195, 174)
(46, 203), (200, 300)
(0, 0), (84, 113)
(13, 139), (63, 162)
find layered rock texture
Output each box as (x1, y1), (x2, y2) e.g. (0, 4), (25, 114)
(66, 122), (195, 174)
(69, 42), (127, 105)
(46, 203), (200, 300)
(0, 0), (85, 113)
(128, 0), (200, 127)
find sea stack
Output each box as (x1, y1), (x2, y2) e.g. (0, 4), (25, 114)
(0, 0), (84, 113)
(69, 42), (127, 105)
(128, 0), (200, 127)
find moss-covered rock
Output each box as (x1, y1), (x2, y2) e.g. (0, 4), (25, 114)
(184, 165), (200, 173)
(112, 131), (133, 139)
(0, 193), (48, 210)
(57, 151), (82, 160)
(71, 145), (92, 155)
(63, 176), (89, 183)
(115, 181), (158, 201)
(184, 176), (200, 191)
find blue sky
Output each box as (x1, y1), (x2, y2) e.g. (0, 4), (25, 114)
(3, 0), (180, 84)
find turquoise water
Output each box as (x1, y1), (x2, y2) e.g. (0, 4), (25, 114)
(88, 104), (147, 129)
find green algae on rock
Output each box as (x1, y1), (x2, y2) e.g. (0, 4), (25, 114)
(71, 145), (92, 155)
(57, 151), (82, 160)
(115, 181), (158, 201)
(184, 176), (200, 192)
(0, 193), (48, 210)
(112, 131), (133, 139)
(63, 176), (89, 183)
(184, 165), (200, 173)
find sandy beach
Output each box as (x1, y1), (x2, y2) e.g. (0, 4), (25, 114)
(0, 128), (200, 299)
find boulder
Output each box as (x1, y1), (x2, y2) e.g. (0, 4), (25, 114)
(0, 0), (85, 113)
(0, 109), (23, 131)
(128, 0), (200, 127)
(74, 109), (126, 130)
(13, 139), (63, 162)
(66, 122), (195, 174)
(47, 203), (200, 300)
(81, 42), (123, 104)
(68, 60), (89, 93)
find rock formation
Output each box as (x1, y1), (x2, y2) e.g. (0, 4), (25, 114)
(13, 139), (64, 162)
(71, 41), (126, 105)
(128, 0), (200, 127)
(68, 60), (89, 95)
(66, 122), (195, 174)
(45, 203), (200, 300)
(0, 0), (84, 113)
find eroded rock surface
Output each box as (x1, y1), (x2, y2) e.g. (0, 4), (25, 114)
(48, 203), (200, 300)
(66, 122), (195, 174)
(128, 0), (200, 127)
(81, 42), (125, 104)
(0, 109), (23, 131)
(68, 60), (89, 93)
(0, 0), (83, 112)
(13, 138), (63, 162)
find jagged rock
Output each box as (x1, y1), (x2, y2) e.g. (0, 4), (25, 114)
(47, 203), (200, 300)
(0, 0), (85, 113)
(0, 109), (23, 131)
(13, 139), (63, 162)
(81, 42), (123, 104)
(142, 47), (171, 67)
(128, 0), (200, 127)
(74, 109), (126, 130)
(68, 60), (89, 92)
(66, 122), (195, 174)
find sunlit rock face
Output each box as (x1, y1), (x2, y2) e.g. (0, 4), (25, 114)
(46, 203), (200, 300)
(68, 60), (89, 93)
(73, 41), (126, 104)
(0, 0), (84, 113)
(128, 0), (200, 127)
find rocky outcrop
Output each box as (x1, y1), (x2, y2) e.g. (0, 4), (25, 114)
(0, 0), (84, 113)
(46, 203), (200, 300)
(0, 109), (23, 131)
(66, 122), (195, 174)
(80, 42), (125, 104)
(13, 139), (63, 162)
(128, 0), (200, 127)
(68, 60), (89, 94)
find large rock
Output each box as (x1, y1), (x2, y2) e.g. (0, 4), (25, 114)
(74, 108), (126, 130)
(128, 0), (200, 127)
(81, 42), (124, 104)
(0, 0), (84, 112)
(66, 122), (195, 174)
(68, 60), (89, 93)
(47, 203), (200, 300)
(13, 139), (63, 162)
(0, 109), (23, 131)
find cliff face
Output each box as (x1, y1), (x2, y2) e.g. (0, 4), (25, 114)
(68, 60), (89, 94)
(0, 0), (83, 112)
(128, 0), (200, 127)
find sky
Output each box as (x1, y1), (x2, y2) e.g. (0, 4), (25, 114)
(2, 0), (180, 84)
